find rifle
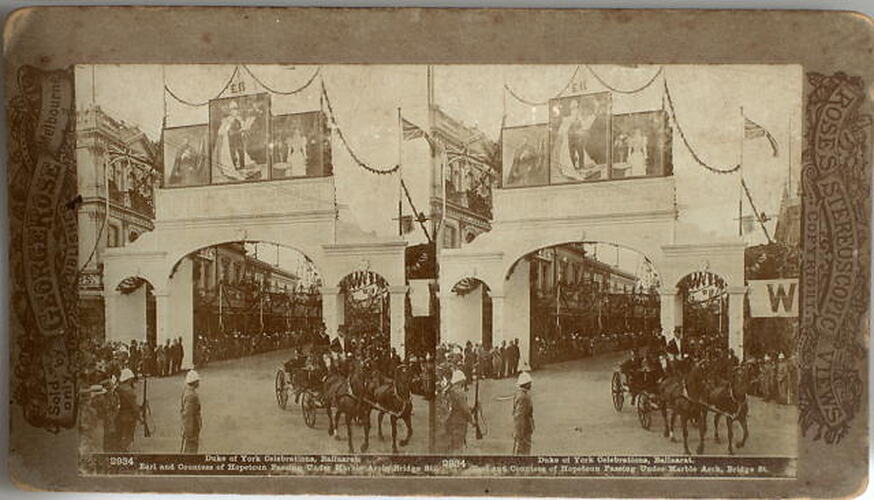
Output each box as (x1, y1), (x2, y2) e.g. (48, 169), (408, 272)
(473, 373), (484, 440)
(141, 375), (153, 438)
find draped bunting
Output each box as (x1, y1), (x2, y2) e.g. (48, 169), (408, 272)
(116, 276), (150, 295)
(663, 78), (742, 175)
(677, 271), (728, 295)
(338, 269), (389, 293)
(242, 65), (321, 96)
(164, 66), (321, 107)
(164, 66), (241, 107)
(504, 65), (584, 106)
(585, 65), (664, 95)
(451, 277), (487, 296)
(320, 81), (400, 176)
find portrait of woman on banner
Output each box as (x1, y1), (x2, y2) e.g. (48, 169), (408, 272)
(209, 94), (270, 183)
(611, 110), (671, 179)
(548, 92), (610, 184)
(271, 111), (329, 179)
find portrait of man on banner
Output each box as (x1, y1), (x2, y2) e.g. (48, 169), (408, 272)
(209, 93), (270, 183)
(548, 92), (610, 184)
(271, 111), (331, 179)
(164, 125), (210, 187)
(502, 124), (549, 188)
(611, 110), (673, 179)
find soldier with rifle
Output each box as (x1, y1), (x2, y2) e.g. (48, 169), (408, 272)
(115, 368), (140, 451)
(445, 370), (474, 452)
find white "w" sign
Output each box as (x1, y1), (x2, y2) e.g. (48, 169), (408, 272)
(748, 279), (799, 317)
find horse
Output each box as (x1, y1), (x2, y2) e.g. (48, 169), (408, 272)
(367, 364), (414, 454)
(712, 363), (751, 454)
(657, 357), (708, 455)
(324, 357), (373, 453)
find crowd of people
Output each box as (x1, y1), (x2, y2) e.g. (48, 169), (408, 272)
(193, 324), (323, 366)
(77, 336), (147, 455)
(531, 329), (658, 368)
(745, 352), (798, 405)
(433, 339), (522, 388)
(632, 329), (799, 406)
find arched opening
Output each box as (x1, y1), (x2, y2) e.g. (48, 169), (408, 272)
(676, 270), (728, 356)
(450, 277), (494, 349)
(170, 240), (323, 368)
(112, 275), (157, 348)
(512, 241), (661, 369)
(336, 269), (391, 360)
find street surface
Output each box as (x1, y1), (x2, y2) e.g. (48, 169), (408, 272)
(128, 348), (430, 455)
(457, 351), (797, 456)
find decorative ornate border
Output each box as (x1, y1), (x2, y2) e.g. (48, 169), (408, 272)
(798, 72), (871, 444)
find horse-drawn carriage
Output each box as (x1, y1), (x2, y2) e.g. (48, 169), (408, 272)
(614, 352), (752, 455)
(274, 351), (416, 454)
(275, 357), (326, 427)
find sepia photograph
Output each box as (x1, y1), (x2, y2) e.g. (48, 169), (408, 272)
(437, 64), (801, 462)
(71, 63), (803, 472)
(5, 7), (871, 496)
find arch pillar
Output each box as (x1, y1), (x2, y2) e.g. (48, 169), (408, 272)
(727, 285), (747, 359)
(503, 258), (531, 367)
(659, 287), (683, 344)
(389, 285), (408, 357)
(320, 286), (345, 338)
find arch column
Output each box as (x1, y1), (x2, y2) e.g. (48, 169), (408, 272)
(727, 285), (747, 359)
(320, 286), (345, 338)
(659, 287), (683, 343)
(389, 285), (408, 357)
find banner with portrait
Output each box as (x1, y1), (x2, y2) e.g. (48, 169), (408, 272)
(271, 111), (332, 179)
(209, 93), (270, 184)
(611, 109), (673, 179)
(548, 92), (611, 184)
(502, 123), (549, 188)
(163, 124), (210, 187)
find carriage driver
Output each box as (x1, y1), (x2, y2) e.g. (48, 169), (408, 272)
(619, 348), (643, 403)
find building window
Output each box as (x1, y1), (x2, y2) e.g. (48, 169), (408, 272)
(443, 225), (457, 249)
(107, 225), (121, 248)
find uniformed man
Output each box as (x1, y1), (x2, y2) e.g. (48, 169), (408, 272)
(115, 368), (140, 452)
(181, 370), (202, 453)
(513, 371), (534, 455)
(446, 370), (474, 452)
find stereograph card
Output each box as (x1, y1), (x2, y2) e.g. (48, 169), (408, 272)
(4, 7), (872, 498)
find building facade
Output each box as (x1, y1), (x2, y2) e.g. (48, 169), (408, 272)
(76, 105), (160, 342)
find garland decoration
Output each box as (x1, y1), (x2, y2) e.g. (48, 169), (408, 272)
(504, 65), (583, 106)
(663, 78), (741, 175)
(165, 66), (241, 107)
(585, 65), (664, 94)
(242, 65), (321, 96)
(321, 81), (400, 175)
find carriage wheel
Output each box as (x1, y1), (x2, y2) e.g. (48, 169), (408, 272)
(275, 370), (288, 410)
(611, 372), (624, 411)
(300, 392), (317, 428)
(637, 393), (652, 430)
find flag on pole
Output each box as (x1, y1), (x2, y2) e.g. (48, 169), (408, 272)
(744, 117), (779, 157)
(402, 117), (437, 153)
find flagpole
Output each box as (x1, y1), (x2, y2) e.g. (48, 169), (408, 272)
(787, 116), (792, 196)
(398, 107), (403, 237)
(738, 106), (744, 238)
